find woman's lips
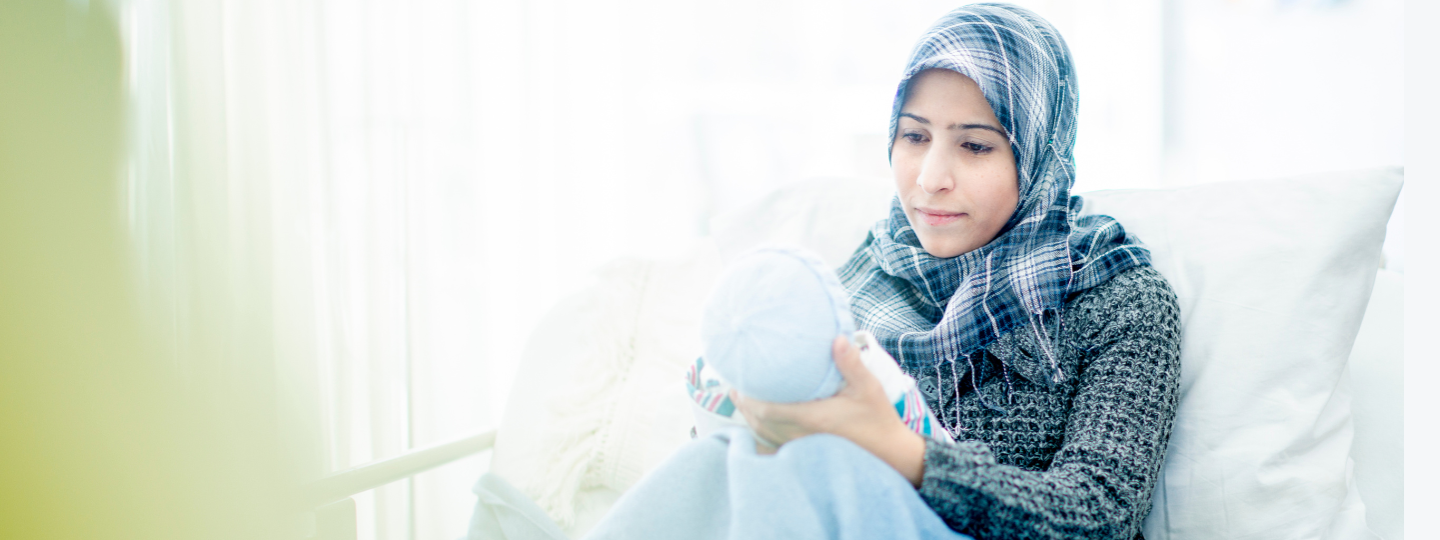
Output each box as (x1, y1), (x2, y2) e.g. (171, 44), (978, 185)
(916, 207), (966, 227)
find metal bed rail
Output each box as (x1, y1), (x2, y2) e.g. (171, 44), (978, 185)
(303, 429), (498, 540)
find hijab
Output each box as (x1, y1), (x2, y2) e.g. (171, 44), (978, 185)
(837, 3), (1151, 401)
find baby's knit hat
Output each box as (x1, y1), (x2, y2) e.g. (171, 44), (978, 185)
(700, 247), (856, 403)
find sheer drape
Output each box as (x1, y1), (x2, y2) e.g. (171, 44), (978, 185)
(123, 1), (514, 538)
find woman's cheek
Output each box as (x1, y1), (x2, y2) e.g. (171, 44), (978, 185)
(892, 159), (919, 195)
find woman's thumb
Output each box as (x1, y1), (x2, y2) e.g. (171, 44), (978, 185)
(832, 335), (868, 382)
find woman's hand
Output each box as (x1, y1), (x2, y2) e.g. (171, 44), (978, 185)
(730, 336), (928, 487)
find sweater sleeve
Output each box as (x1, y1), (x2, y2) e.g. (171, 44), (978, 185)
(916, 270), (1182, 540)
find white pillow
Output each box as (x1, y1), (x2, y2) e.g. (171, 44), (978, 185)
(1344, 269), (1403, 540)
(1076, 170), (1400, 540)
(489, 246), (721, 538)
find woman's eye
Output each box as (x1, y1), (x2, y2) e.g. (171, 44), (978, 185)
(902, 132), (928, 145)
(961, 141), (993, 154)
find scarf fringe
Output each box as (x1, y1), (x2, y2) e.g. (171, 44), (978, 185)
(962, 353), (1007, 413)
(1031, 308), (1065, 385)
(943, 307), (1066, 417)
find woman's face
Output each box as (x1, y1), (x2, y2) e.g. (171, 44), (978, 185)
(891, 69), (1019, 259)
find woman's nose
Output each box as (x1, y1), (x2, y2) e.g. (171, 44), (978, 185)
(915, 150), (955, 194)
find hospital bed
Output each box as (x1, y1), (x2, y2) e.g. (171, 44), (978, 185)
(306, 168), (1404, 540)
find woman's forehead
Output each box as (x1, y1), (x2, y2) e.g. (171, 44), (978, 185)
(898, 69), (1006, 132)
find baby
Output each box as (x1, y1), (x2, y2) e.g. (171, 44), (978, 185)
(686, 247), (953, 446)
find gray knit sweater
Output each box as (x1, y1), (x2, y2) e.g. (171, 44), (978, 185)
(910, 265), (1181, 540)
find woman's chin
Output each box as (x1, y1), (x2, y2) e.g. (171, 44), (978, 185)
(916, 237), (968, 259)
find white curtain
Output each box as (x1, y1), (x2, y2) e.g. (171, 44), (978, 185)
(122, 1), (504, 538)
(116, 0), (1401, 539)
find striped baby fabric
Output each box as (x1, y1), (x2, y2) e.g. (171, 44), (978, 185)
(686, 356), (737, 418)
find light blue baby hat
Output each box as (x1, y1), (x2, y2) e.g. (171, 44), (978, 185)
(701, 247), (856, 403)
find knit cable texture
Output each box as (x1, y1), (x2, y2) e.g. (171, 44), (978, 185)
(915, 265), (1181, 540)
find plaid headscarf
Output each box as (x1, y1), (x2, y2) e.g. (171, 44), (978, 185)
(838, 3), (1151, 397)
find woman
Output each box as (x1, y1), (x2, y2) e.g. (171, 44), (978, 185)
(731, 4), (1182, 539)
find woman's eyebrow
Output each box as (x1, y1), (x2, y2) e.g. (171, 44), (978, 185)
(899, 112), (1006, 136)
(953, 123), (1007, 137)
(899, 112), (932, 125)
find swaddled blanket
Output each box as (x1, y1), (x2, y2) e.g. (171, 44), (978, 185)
(583, 427), (972, 540)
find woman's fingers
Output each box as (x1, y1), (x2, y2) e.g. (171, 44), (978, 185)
(724, 337), (912, 467)
(731, 388), (826, 446)
(729, 338), (896, 450)
(730, 391), (781, 453)
(732, 390), (781, 434)
(730, 389), (759, 425)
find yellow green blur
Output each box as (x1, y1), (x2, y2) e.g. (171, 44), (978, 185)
(2, 2), (295, 538)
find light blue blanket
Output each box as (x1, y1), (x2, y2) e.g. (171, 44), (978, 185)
(468, 471), (570, 540)
(471, 427), (970, 540)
